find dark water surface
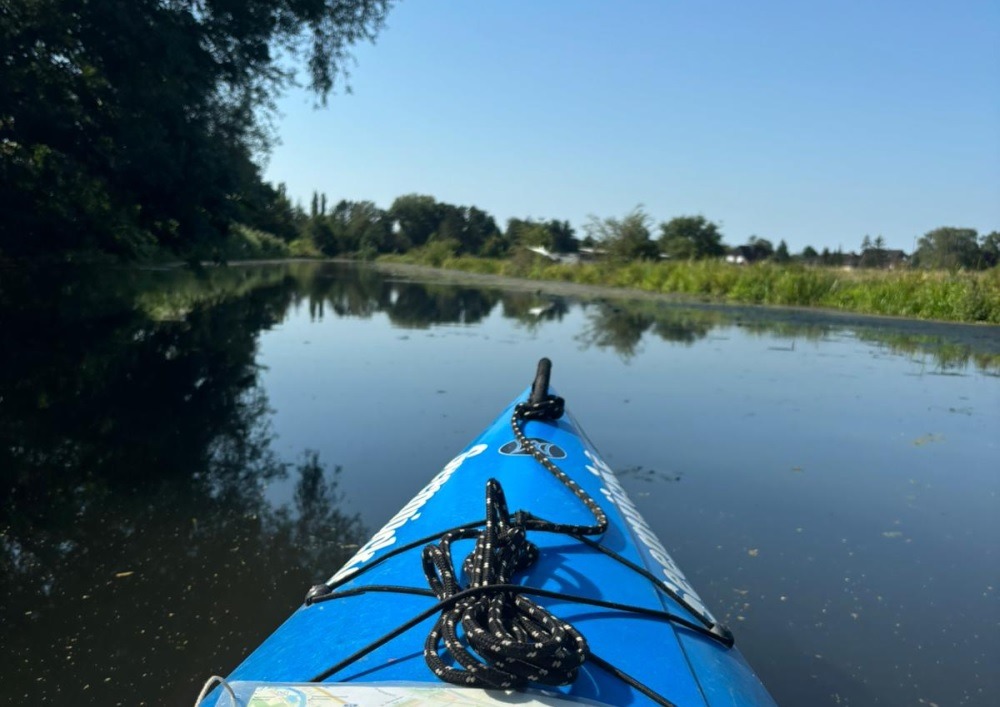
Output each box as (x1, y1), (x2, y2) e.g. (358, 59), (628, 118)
(2, 262), (997, 706)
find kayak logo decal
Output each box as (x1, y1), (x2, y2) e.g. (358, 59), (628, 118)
(583, 449), (716, 625)
(329, 444), (488, 583)
(499, 438), (567, 460)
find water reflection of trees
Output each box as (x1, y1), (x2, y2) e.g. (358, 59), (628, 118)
(567, 296), (1000, 373)
(575, 300), (720, 359)
(0, 267), (364, 705)
(387, 285), (499, 328)
(284, 262), (1000, 372)
(284, 262), (501, 328)
(577, 303), (653, 359)
(501, 292), (571, 332)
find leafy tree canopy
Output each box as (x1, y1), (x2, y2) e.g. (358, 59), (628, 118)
(741, 236), (774, 262)
(388, 195), (441, 250)
(385, 195), (500, 256)
(980, 231), (1000, 268)
(1, 0), (392, 258)
(912, 227), (983, 270)
(657, 215), (725, 260)
(585, 207), (659, 261)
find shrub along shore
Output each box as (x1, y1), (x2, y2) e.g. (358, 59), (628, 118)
(378, 252), (1000, 325)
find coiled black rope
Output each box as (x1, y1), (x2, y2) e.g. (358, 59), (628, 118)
(414, 382), (624, 690)
(421, 478), (588, 688)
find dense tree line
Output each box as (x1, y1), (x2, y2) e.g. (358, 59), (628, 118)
(911, 228), (1000, 270)
(283, 195), (998, 272)
(291, 192), (574, 261)
(1, 0), (391, 259)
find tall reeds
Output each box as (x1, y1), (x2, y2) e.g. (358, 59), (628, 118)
(381, 251), (1000, 324)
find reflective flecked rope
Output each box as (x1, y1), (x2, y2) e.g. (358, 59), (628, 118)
(509, 396), (608, 537)
(421, 479), (587, 688)
(418, 396), (605, 689)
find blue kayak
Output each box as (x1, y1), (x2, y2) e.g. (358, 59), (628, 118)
(197, 360), (776, 707)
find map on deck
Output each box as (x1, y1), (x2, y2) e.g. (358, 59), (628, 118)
(237, 683), (605, 707)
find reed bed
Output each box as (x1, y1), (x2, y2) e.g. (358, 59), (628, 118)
(381, 253), (1000, 324)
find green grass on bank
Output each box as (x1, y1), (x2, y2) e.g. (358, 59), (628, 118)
(380, 251), (1000, 324)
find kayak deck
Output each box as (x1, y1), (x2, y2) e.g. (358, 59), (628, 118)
(202, 365), (775, 706)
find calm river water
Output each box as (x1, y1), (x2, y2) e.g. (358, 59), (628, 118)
(1, 261), (997, 706)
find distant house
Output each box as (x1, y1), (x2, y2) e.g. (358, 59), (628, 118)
(725, 245), (755, 265)
(880, 249), (909, 269)
(857, 248), (910, 269)
(525, 245), (581, 264)
(841, 252), (861, 269)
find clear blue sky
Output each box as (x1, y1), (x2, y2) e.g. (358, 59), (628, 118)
(264, 0), (1000, 253)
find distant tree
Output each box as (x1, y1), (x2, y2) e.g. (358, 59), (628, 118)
(242, 181), (305, 242)
(383, 197), (499, 255)
(980, 231), (1000, 268)
(861, 235), (873, 252)
(912, 227), (982, 270)
(585, 207), (659, 261)
(461, 206), (502, 255)
(819, 247), (832, 265)
(774, 240), (791, 263)
(431, 206), (463, 246)
(322, 200), (390, 255)
(657, 216), (725, 260)
(479, 233), (511, 258)
(389, 195), (441, 249)
(352, 201), (392, 254)
(509, 219), (551, 248)
(306, 216), (338, 255)
(547, 220), (579, 252)
(506, 218), (532, 244)
(740, 236), (774, 262)
(801, 245), (819, 260)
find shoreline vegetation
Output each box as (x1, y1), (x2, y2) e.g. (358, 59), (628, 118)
(374, 253), (1000, 325)
(119, 203), (999, 325)
(158, 198), (1000, 325)
(5, 228), (998, 325)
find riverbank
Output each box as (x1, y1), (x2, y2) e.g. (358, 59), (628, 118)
(377, 254), (1000, 324)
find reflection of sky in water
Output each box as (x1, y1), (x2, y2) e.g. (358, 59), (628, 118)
(258, 281), (999, 707)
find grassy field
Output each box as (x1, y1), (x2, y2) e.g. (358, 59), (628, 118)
(380, 251), (1000, 324)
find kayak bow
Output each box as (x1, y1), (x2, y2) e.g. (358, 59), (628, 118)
(197, 359), (776, 706)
